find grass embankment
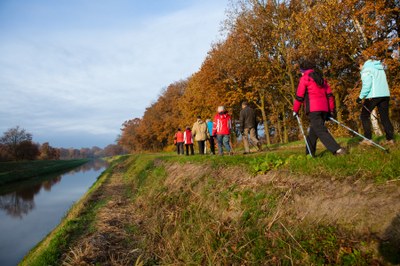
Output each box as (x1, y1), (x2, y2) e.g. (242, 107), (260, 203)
(21, 138), (400, 265)
(19, 156), (128, 266)
(0, 159), (90, 186)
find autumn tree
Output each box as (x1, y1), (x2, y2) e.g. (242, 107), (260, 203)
(0, 126), (38, 161)
(39, 142), (60, 160)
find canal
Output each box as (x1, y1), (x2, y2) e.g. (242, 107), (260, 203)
(0, 160), (108, 266)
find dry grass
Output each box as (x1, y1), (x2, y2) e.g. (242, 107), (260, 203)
(61, 161), (142, 266)
(58, 156), (399, 265)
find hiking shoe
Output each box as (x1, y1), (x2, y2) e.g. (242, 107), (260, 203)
(243, 152), (249, 155)
(384, 139), (395, 146)
(359, 139), (373, 146)
(335, 148), (347, 156)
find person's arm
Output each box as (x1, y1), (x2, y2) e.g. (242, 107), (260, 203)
(359, 70), (372, 99)
(239, 110), (245, 133)
(293, 76), (307, 113)
(212, 116), (218, 136)
(325, 81), (335, 113)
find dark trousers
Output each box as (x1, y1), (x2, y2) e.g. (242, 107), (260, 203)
(306, 112), (341, 154)
(185, 144), (194, 155)
(361, 97), (394, 140)
(176, 142), (184, 155)
(197, 141), (205, 154)
(208, 136), (216, 154)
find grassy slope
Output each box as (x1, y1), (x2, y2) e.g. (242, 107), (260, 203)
(20, 138), (400, 265)
(0, 159), (90, 186)
(120, 142), (399, 265)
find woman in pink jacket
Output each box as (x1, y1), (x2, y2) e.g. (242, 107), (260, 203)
(293, 60), (346, 156)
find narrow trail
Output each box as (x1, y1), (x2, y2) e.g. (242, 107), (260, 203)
(62, 164), (140, 266)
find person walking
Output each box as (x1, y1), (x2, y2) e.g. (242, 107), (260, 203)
(192, 116), (209, 155)
(240, 101), (262, 154)
(356, 56), (395, 146)
(206, 118), (216, 155)
(174, 128), (184, 155)
(212, 106), (232, 155)
(292, 60), (346, 156)
(184, 126), (194, 155)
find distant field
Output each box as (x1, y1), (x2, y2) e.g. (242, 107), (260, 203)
(0, 159), (90, 186)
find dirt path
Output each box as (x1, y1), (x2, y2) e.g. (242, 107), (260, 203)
(61, 165), (141, 266)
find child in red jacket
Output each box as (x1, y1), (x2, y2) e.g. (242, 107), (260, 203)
(183, 126), (194, 155)
(174, 128), (184, 155)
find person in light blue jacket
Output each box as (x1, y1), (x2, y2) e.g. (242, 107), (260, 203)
(356, 56), (394, 145)
(206, 118), (215, 155)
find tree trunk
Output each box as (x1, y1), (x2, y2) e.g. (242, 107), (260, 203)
(371, 109), (383, 136)
(282, 110), (288, 143)
(277, 117), (282, 143)
(261, 108), (271, 145)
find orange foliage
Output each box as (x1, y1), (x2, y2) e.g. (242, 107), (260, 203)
(120, 0), (400, 151)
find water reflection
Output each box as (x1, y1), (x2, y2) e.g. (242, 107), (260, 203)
(0, 160), (108, 218)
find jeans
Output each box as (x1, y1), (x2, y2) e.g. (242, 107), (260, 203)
(360, 97), (394, 140)
(176, 142), (184, 155)
(216, 134), (231, 155)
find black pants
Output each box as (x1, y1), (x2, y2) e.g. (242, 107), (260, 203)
(185, 144), (194, 155)
(306, 112), (341, 154)
(197, 141), (205, 154)
(176, 142), (184, 155)
(208, 136), (216, 154)
(361, 97), (394, 140)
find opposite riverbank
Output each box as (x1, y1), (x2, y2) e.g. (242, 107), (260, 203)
(20, 138), (400, 265)
(0, 159), (90, 186)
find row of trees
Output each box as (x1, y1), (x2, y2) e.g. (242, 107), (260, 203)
(119, 0), (400, 152)
(0, 126), (125, 162)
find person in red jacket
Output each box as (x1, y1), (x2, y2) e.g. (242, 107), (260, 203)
(293, 60), (346, 156)
(183, 126), (194, 155)
(212, 106), (232, 155)
(174, 128), (184, 155)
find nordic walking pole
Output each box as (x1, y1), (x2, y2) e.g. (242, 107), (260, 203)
(329, 117), (389, 153)
(295, 114), (313, 157)
(362, 104), (379, 120)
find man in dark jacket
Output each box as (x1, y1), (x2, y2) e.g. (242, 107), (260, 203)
(240, 101), (262, 154)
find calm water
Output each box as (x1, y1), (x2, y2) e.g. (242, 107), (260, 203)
(0, 160), (108, 266)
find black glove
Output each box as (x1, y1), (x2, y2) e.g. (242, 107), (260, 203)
(327, 111), (336, 120)
(356, 98), (362, 104)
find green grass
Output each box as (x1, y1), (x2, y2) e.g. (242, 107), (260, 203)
(164, 136), (400, 182)
(121, 152), (381, 265)
(0, 159), (90, 186)
(19, 137), (399, 265)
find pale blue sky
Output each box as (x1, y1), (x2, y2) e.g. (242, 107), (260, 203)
(0, 0), (228, 148)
